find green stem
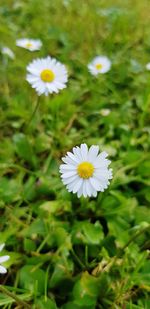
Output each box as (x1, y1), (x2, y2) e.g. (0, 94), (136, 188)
(71, 249), (86, 270)
(122, 224), (150, 252)
(85, 245), (88, 266)
(25, 96), (40, 131)
(113, 224), (150, 265)
(0, 286), (31, 309)
(36, 234), (50, 253)
(44, 265), (50, 302)
(1, 163), (36, 175)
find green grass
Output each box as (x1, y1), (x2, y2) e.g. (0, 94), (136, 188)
(0, 0), (150, 308)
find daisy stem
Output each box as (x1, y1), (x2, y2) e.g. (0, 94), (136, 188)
(0, 285), (31, 308)
(25, 96), (40, 132)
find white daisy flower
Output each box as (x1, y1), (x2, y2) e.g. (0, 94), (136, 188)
(0, 243), (10, 274)
(60, 143), (113, 198)
(100, 108), (111, 116)
(16, 38), (42, 51)
(26, 56), (68, 96)
(1, 46), (15, 59)
(88, 56), (111, 75)
(146, 63), (150, 70)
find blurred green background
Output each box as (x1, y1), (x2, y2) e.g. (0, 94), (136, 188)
(0, 0), (150, 308)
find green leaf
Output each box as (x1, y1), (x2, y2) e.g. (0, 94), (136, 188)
(62, 302), (92, 309)
(73, 271), (100, 306)
(49, 258), (74, 288)
(24, 238), (36, 252)
(23, 176), (37, 201)
(82, 221), (104, 245)
(40, 200), (72, 215)
(23, 218), (47, 237)
(0, 177), (21, 203)
(19, 265), (46, 295)
(35, 297), (57, 309)
(72, 221), (103, 245)
(13, 133), (38, 168)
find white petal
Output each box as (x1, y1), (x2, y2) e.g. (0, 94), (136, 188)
(67, 152), (80, 163)
(62, 156), (77, 166)
(92, 190), (98, 197)
(95, 159), (111, 169)
(73, 147), (83, 161)
(0, 255), (10, 263)
(0, 265), (7, 274)
(72, 179), (83, 193)
(62, 175), (79, 185)
(94, 168), (113, 182)
(88, 145), (99, 161)
(77, 182), (84, 198)
(67, 178), (79, 192)
(67, 177), (83, 193)
(61, 171), (77, 178)
(82, 181), (88, 197)
(59, 164), (76, 172)
(0, 244), (5, 252)
(80, 144), (88, 161)
(26, 75), (40, 83)
(90, 177), (102, 191)
(97, 151), (108, 160)
(85, 180), (93, 197)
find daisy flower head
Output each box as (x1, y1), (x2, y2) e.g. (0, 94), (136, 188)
(100, 108), (111, 116)
(88, 56), (111, 76)
(0, 243), (10, 274)
(1, 46), (15, 59)
(60, 143), (113, 198)
(16, 38), (42, 51)
(26, 56), (68, 96)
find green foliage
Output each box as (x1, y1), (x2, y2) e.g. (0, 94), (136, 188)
(19, 265), (46, 295)
(0, 0), (150, 308)
(35, 297), (57, 309)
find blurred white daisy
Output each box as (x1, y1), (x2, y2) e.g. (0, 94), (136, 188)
(88, 56), (111, 75)
(146, 63), (150, 70)
(16, 38), (42, 51)
(60, 143), (113, 198)
(0, 243), (10, 274)
(26, 56), (68, 96)
(100, 108), (111, 116)
(1, 46), (15, 59)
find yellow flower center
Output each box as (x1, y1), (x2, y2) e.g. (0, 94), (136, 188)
(77, 162), (94, 179)
(26, 43), (33, 48)
(95, 63), (102, 70)
(40, 69), (55, 82)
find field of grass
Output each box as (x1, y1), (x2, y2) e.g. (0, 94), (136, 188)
(0, 0), (150, 308)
